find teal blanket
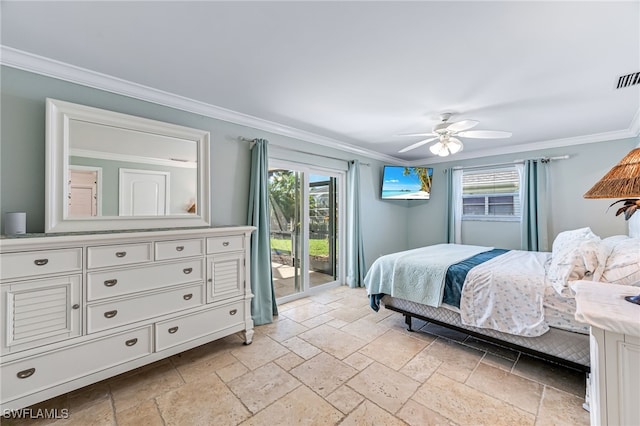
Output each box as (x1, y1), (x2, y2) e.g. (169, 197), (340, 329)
(364, 244), (492, 308)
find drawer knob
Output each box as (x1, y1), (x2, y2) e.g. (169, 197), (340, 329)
(72, 304), (80, 310)
(168, 326), (179, 334)
(229, 309), (238, 316)
(115, 251), (127, 258)
(176, 246), (185, 252)
(222, 241), (230, 247)
(104, 310), (118, 319)
(125, 338), (138, 347)
(17, 368), (36, 379)
(183, 293), (193, 301)
(183, 267), (193, 274)
(34, 259), (49, 266)
(104, 279), (118, 287)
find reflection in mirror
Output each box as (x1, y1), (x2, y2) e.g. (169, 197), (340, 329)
(68, 119), (198, 217)
(46, 98), (210, 233)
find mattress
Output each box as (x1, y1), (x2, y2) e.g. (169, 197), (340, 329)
(382, 295), (590, 368)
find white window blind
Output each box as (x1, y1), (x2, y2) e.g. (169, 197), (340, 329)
(462, 167), (521, 220)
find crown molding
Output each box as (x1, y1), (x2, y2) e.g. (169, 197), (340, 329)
(0, 46), (398, 164)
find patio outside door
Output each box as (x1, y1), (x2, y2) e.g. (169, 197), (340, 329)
(268, 162), (343, 303)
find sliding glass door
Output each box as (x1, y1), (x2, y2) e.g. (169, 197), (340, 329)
(268, 161), (344, 302)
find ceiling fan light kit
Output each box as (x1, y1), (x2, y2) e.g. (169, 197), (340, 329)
(399, 113), (512, 156)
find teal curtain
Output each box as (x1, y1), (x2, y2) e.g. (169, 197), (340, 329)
(446, 168), (463, 243)
(247, 138), (277, 325)
(520, 160), (549, 251)
(346, 160), (365, 287)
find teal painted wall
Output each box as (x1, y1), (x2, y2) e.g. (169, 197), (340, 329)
(407, 137), (639, 250)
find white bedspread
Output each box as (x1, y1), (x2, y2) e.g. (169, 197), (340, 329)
(460, 250), (551, 337)
(364, 244), (490, 307)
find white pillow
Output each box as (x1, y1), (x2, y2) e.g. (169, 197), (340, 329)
(546, 227), (607, 297)
(600, 237), (640, 286)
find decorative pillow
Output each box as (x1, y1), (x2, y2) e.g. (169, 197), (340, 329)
(600, 237), (640, 286)
(546, 227), (606, 297)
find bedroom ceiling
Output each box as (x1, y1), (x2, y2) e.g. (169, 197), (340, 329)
(1, 1), (639, 163)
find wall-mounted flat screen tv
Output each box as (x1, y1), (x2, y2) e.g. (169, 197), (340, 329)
(381, 166), (433, 200)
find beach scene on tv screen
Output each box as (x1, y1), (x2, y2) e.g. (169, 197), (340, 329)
(382, 167), (432, 199)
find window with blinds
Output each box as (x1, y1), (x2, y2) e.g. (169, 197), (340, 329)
(462, 167), (521, 220)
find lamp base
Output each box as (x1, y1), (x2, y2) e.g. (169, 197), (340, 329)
(624, 294), (640, 305)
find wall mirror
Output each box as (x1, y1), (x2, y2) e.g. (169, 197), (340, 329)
(45, 98), (211, 233)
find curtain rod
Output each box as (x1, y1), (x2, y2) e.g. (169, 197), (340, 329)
(450, 155), (569, 171)
(238, 137), (370, 166)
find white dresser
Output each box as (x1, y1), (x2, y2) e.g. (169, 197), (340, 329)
(0, 226), (255, 410)
(573, 281), (640, 426)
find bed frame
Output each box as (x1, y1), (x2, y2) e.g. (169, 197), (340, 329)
(382, 295), (590, 373)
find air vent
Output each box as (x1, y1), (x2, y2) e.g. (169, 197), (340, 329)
(616, 72), (640, 89)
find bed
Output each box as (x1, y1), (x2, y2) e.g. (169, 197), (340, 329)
(364, 228), (640, 372)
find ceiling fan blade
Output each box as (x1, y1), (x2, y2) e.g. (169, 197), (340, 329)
(396, 132), (437, 137)
(445, 120), (479, 132)
(457, 130), (512, 139)
(398, 137), (438, 153)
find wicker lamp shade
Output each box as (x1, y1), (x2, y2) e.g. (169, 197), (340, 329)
(584, 148), (640, 198)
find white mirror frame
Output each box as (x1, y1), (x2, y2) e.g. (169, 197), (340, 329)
(45, 98), (211, 233)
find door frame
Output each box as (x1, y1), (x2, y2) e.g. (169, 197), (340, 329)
(269, 159), (346, 304)
(68, 165), (103, 217)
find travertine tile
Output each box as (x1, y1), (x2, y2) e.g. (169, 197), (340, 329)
(463, 336), (519, 360)
(299, 324), (367, 359)
(230, 335), (289, 370)
(290, 352), (358, 397)
(240, 385), (342, 426)
(413, 373), (535, 426)
(275, 297), (312, 313)
(340, 400), (406, 426)
(536, 387), (590, 426)
(421, 322), (469, 342)
(281, 336), (322, 360)
(325, 385), (365, 414)
(466, 363), (543, 414)
(399, 347), (443, 383)
(216, 361), (250, 383)
(255, 317), (308, 342)
(157, 373), (250, 425)
(343, 351), (375, 371)
(327, 306), (373, 323)
(397, 399), (456, 426)
(422, 337), (484, 382)
(227, 363), (301, 414)
(274, 352), (305, 371)
(109, 361), (184, 412)
(513, 354), (586, 397)
(301, 313), (337, 328)
(481, 352), (517, 372)
(173, 350), (238, 383)
(67, 381), (111, 413)
(326, 318), (349, 328)
(53, 398), (114, 426)
(359, 329), (429, 370)
(169, 334), (243, 368)
(115, 399), (163, 426)
(280, 301), (334, 322)
(347, 362), (420, 414)
(341, 317), (390, 342)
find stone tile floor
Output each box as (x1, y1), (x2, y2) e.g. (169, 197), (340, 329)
(4, 286), (589, 425)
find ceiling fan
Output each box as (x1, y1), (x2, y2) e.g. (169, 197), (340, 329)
(398, 113), (512, 156)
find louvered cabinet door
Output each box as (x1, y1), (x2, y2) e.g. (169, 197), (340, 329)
(2, 276), (81, 355)
(206, 252), (244, 303)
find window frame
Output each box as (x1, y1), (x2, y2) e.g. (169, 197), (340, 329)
(461, 167), (521, 222)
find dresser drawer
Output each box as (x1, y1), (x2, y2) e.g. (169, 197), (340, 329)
(87, 283), (204, 333)
(0, 249), (82, 281)
(1, 326), (152, 404)
(155, 239), (204, 261)
(87, 259), (204, 301)
(155, 301), (244, 351)
(206, 235), (244, 254)
(87, 243), (152, 269)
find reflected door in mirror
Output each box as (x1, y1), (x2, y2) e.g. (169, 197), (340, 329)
(68, 168), (99, 217)
(119, 169), (170, 216)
